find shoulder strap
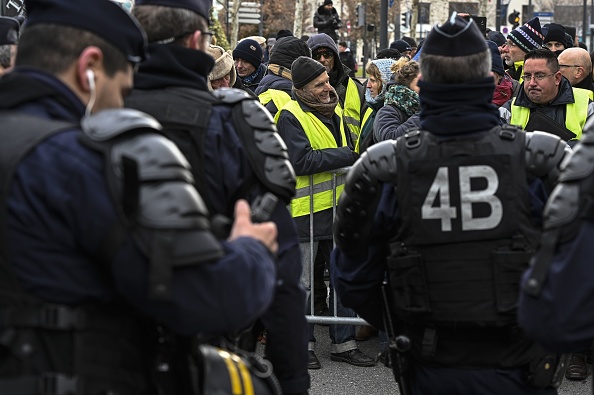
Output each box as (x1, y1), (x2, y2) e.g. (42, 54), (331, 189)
(0, 113), (74, 305)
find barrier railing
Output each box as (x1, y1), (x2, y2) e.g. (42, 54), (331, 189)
(300, 167), (368, 326)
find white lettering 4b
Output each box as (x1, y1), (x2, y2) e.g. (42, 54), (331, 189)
(421, 165), (503, 232)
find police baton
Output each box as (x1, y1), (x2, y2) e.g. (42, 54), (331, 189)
(381, 282), (412, 395)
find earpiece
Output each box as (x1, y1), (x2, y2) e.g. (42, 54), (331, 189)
(86, 69), (95, 91)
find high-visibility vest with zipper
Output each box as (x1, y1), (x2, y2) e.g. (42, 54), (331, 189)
(278, 100), (348, 218)
(510, 87), (589, 140)
(258, 89), (291, 116)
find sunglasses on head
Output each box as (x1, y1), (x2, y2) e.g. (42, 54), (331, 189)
(313, 51), (334, 60)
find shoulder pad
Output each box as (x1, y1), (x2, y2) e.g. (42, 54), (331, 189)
(542, 183), (580, 231)
(524, 131), (570, 181)
(335, 140), (398, 255)
(231, 97), (296, 203)
(212, 87), (254, 104)
(558, 135), (594, 183)
(81, 108), (162, 142)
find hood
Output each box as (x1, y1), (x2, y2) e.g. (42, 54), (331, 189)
(306, 33), (346, 83)
(269, 36), (312, 69)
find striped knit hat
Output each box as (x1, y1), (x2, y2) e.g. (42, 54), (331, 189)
(508, 17), (544, 53)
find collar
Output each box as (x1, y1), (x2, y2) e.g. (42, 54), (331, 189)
(134, 44), (213, 90)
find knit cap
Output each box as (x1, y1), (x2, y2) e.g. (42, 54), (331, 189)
(486, 40), (505, 76)
(232, 38), (263, 69)
(487, 30), (506, 47)
(0, 17), (19, 45)
(291, 56), (326, 89)
(422, 13), (487, 57)
(323, 0), (333, 5)
(372, 58), (396, 85)
(543, 23), (566, 45)
(205, 44), (236, 90)
(269, 36), (312, 69)
(390, 39), (412, 53)
(508, 17), (544, 53)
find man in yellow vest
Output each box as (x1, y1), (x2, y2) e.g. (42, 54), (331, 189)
(558, 47), (594, 100)
(500, 48), (594, 146)
(307, 33), (365, 142)
(255, 35), (311, 118)
(276, 56), (375, 369)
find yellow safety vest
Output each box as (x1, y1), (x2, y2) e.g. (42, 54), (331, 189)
(510, 87), (589, 140)
(339, 78), (363, 139)
(258, 89), (291, 116)
(278, 100), (348, 218)
(355, 106), (375, 153)
(574, 87), (594, 101)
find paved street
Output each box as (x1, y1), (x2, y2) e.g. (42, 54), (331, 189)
(306, 325), (593, 394)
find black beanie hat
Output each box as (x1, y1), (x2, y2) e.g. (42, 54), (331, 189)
(324, 0), (333, 5)
(276, 29), (293, 39)
(270, 36), (312, 69)
(422, 13), (487, 57)
(233, 38), (263, 69)
(544, 23), (566, 45)
(508, 17), (544, 53)
(0, 17), (19, 45)
(291, 56), (326, 89)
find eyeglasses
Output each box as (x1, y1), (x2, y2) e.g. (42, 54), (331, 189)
(313, 51), (334, 60)
(521, 73), (556, 82)
(559, 64), (582, 68)
(200, 30), (214, 45)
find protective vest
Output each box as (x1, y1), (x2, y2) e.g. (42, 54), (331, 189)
(0, 113), (151, 395)
(126, 87), (296, 216)
(355, 106), (375, 153)
(258, 88), (291, 115)
(383, 128), (546, 368)
(340, 78), (363, 139)
(279, 100), (347, 218)
(574, 87), (594, 100)
(510, 87), (589, 140)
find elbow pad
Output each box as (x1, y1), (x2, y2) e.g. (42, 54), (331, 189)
(334, 140), (398, 255)
(81, 109), (224, 299)
(525, 131), (571, 189)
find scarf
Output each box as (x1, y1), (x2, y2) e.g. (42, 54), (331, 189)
(267, 64), (292, 80)
(418, 77), (500, 136)
(294, 85), (339, 119)
(242, 64), (265, 85)
(384, 84), (420, 117)
(492, 75), (514, 107)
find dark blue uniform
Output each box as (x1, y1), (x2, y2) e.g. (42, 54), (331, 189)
(519, 131), (594, 354)
(128, 45), (310, 394)
(1, 68), (277, 336)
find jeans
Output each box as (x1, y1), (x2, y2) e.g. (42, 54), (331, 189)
(300, 240), (357, 353)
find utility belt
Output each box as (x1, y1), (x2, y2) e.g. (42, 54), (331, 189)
(0, 303), (148, 395)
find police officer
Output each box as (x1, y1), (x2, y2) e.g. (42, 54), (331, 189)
(125, 1), (310, 394)
(332, 14), (569, 394)
(518, 119), (594, 377)
(0, 0), (279, 393)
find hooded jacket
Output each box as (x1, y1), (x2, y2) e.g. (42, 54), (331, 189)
(313, 4), (341, 41)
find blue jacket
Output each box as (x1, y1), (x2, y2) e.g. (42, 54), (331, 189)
(0, 68), (277, 336)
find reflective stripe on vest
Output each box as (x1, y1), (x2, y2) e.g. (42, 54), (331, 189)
(510, 87), (589, 140)
(258, 89), (291, 118)
(279, 100), (347, 217)
(340, 78), (363, 138)
(355, 106), (375, 153)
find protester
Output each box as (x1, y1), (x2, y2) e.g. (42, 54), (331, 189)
(500, 48), (594, 145)
(0, 16), (19, 75)
(206, 44), (236, 90)
(558, 47), (594, 98)
(502, 17), (544, 83)
(276, 56), (375, 370)
(487, 40), (516, 107)
(338, 41), (356, 78)
(233, 38), (267, 94)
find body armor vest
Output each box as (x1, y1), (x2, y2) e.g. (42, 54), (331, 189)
(388, 128), (541, 327)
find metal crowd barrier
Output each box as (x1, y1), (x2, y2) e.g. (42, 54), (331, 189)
(301, 167), (368, 326)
